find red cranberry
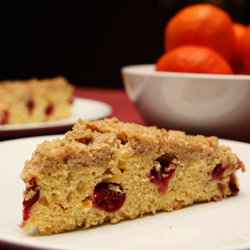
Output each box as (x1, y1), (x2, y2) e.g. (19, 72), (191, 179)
(229, 175), (239, 194)
(1, 110), (9, 124)
(92, 183), (126, 212)
(45, 103), (54, 116)
(22, 178), (40, 221)
(211, 164), (226, 180)
(23, 190), (40, 221)
(26, 99), (35, 115)
(236, 160), (244, 171)
(149, 156), (176, 194)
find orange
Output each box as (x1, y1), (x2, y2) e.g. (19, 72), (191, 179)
(241, 25), (250, 74)
(156, 45), (233, 74)
(231, 23), (248, 73)
(164, 4), (235, 62)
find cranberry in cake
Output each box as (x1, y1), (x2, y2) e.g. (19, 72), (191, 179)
(20, 118), (246, 235)
(0, 76), (74, 125)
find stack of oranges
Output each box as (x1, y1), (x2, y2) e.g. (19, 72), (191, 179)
(156, 4), (250, 75)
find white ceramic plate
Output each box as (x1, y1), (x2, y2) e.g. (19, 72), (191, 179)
(0, 135), (249, 250)
(0, 98), (112, 138)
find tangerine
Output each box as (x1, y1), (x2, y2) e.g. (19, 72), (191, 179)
(231, 23), (248, 73)
(156, 45), (233, 74)
(241, 25), (250, 74)
(164, 4), (235, 62)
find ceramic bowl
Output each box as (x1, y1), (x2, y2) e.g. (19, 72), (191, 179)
(122, 64), (250, 141)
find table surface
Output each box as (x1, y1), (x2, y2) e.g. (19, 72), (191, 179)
(74, 87), (146, 125)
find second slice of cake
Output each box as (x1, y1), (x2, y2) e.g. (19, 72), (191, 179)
(0, 76), (74, 125)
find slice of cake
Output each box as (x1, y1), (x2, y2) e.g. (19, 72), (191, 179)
(0, 76), (74, 125)
(20, 118), (246, 235)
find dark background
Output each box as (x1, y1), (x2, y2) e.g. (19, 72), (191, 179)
(0, 0), (249, 88)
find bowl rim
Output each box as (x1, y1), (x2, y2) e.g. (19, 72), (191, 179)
(121, 64), (250, 80)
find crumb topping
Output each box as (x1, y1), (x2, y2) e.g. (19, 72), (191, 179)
(0, 76), (74, 107)
(21, 118), (240, 182)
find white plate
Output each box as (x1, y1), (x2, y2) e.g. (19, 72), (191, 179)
(0, 97), (112, 138)
(0, 135), (249, 250)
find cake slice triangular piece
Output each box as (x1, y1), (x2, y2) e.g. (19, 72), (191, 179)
(20, 118), (245, 235)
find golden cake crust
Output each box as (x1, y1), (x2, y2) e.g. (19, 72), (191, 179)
(0, 76), (73, 107)
(67, 118), (238, 167)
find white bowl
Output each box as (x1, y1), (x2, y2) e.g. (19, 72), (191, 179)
(122, 64), (250, 142)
